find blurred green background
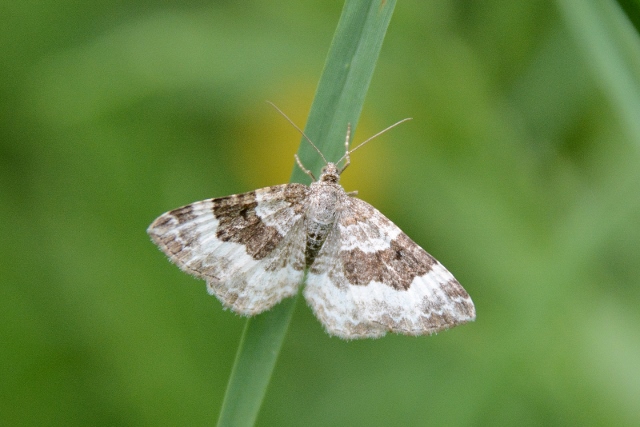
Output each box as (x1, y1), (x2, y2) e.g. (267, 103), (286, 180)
(3, 1), (640, 425)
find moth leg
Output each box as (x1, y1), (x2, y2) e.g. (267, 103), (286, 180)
(340, 123), (352, 173)
(294, 154), (316, 181)
(346, 190), (358, 197)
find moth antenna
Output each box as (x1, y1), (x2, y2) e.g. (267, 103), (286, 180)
(337, 118), (413, 168)
(266, 101), (328, 165)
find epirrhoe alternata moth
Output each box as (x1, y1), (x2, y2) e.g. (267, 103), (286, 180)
(147, 119), (475, 339)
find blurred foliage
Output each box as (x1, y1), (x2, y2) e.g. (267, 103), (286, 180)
(2, 1), (640, 426)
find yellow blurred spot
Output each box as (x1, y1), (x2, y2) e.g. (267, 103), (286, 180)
(228, 81), (398, 206)
(232, 81), (314, 188)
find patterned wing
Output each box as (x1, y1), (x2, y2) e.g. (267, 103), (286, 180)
(148, 183), (309, 315)
(304, 196), (475, 339)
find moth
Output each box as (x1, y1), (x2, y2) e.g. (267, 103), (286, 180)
(147, 109), (475, 339)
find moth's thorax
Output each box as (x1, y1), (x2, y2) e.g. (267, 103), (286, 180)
(308, 179), (344, 224)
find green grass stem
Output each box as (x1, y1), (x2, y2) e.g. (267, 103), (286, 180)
(216, 1), (396, 426)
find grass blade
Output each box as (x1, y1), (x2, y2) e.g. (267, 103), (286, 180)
(558, 0), (640, 144)
(292, 1), (398, 181)
(216, 1), (396, 426)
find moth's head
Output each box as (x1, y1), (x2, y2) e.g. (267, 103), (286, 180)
(319, 163), (340, 183)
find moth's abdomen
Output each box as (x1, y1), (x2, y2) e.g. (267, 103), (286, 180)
(305, 181), (343, 267)
(305, 220), (332, 267)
